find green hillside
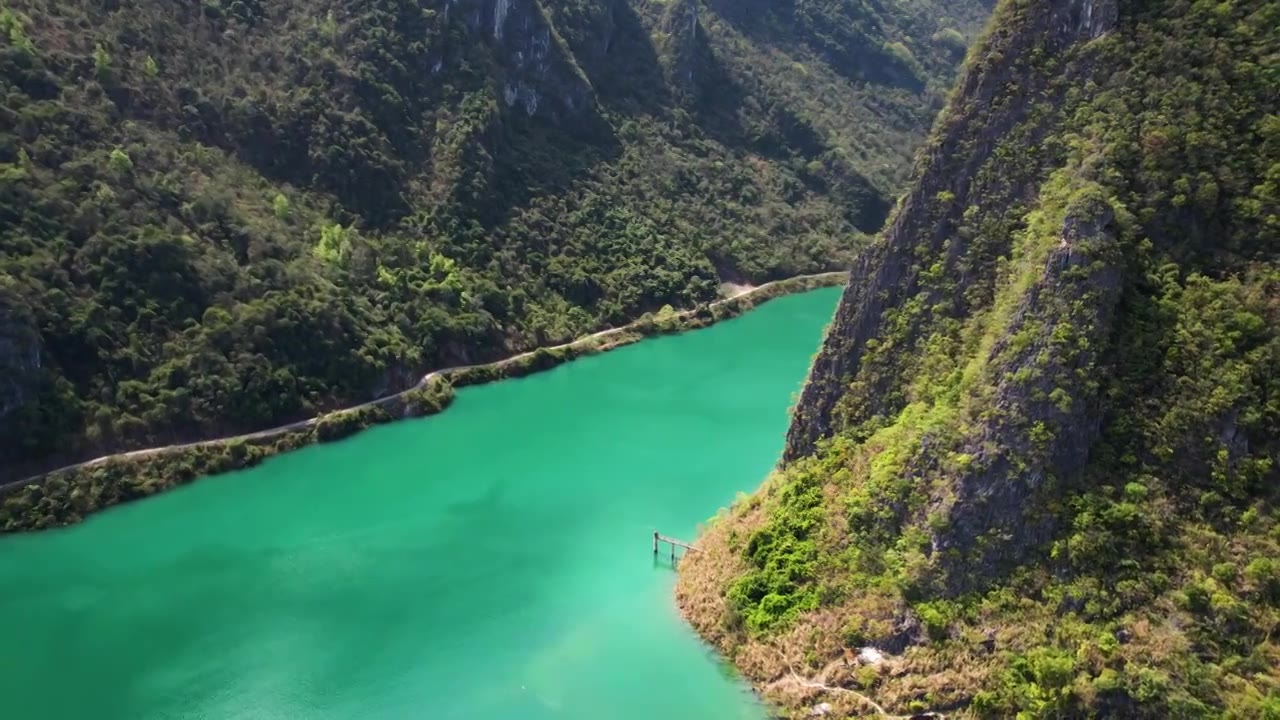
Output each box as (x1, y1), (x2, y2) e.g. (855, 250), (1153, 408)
(679, 0), (1280, 716)
(0, 0), (989, 477)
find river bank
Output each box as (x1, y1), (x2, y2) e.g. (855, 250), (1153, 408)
(0, 272), (846, 533)
(0, 286), (847, 719)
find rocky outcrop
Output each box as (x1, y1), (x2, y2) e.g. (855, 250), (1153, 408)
(542, 0), (619, 70)
(679, 0), (1278, 714)
(448, 0), (595, 122)
(784, 0), (1118, 462)
(931, 192), (1124, 589)
(656, 0), (704, 97)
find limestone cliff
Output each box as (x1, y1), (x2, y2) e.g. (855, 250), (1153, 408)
(785, 0), (1120, 463)
(679, 0), (1279, 715)
(448, 0), (595, 122)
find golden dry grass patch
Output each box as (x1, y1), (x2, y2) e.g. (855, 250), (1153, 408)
(676, 483), (773, 649)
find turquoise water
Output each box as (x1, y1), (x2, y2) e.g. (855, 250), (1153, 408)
(0, 287), (839, 720)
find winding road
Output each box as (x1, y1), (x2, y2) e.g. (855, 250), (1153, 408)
(5, 273), (846, 490)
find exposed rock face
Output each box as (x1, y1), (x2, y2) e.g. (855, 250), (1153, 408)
(657, 0), (704, 98)
(543, 0), (618, 69)
(931, 195), (1124, 588)
(678, 0), (1278, 714)
(784, 0), (1119, 462)
(449, 0), (595, 122)
(1066, 0), (1118, 39)
(779, 0), (1128, 589)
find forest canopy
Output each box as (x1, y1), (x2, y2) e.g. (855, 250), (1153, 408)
(0, 0), (990, 476)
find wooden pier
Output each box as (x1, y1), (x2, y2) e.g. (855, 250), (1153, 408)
(653, 531), (699, 561)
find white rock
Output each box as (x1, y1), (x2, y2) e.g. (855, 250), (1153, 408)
(858, 646), (884, 665)
(809, 702), (832, 717)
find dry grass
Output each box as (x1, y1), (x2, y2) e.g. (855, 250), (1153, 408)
(675, 483), (772, 651)
(675, 470), (1280, 719)
(676, 466), (987, 717)
(676, 449), (1033, 717)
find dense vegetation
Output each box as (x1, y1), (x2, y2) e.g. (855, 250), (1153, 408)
(0, 272), (844, 532)
(679, 0), (1279, 716)
(0, 0), (990, 478)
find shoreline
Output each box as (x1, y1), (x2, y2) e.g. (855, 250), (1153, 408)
(0, 272), (847, 533)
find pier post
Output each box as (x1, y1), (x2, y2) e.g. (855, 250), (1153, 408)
(653, 531), (700, 560)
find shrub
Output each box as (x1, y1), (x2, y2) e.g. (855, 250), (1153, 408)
(272, 192), (290, 219)
(107, 148), (133, 175)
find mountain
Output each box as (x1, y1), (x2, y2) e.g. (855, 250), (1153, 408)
(0, 0), (992, 479)
(678, 0), (1279, 716)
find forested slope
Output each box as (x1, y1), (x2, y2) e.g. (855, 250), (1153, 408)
(679, 0), (1280, 716)
(0, 0), (990, 477)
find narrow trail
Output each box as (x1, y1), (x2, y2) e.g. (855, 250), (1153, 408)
(5, 273), (844, 490)
(767, 652), (945, 719)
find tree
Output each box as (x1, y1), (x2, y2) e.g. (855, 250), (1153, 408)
(272, 193), (290, 220)
(107, 148), (133, 176)
(93, 43), (112, 82)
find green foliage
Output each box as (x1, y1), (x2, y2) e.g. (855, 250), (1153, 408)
(92, 43), (111, 81)
(932, 27), (967, 54)
(314, 222), (354, 264)
(881, 41), (922, 81)
(699, 0), (1280, 716)
(0, 370), (458, 531)
(1245, 558), (1280, 604)
(0, 0), (986, 477)
(319, 9), (337, 39)
(106, 148), (133, 175)
(998, 648), (1079, 716)
(727, 458), (830, 632)
(271, 192), (290, 220)
(0, 268), (842, 534)
(914, 599), (959, 642)
(0, 7), (34, 54)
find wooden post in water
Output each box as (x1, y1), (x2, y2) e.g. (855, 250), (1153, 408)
(653, 532), (700, 562)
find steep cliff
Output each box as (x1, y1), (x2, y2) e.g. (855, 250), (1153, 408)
(0, 0), (989, 478)
(456, 0), (596, 122)
(679, 0), (1279, 716)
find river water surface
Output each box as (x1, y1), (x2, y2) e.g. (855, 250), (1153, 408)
(0, 287), (840, 720)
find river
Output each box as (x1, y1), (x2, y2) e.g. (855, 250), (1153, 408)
(0, 286), (840, 720)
